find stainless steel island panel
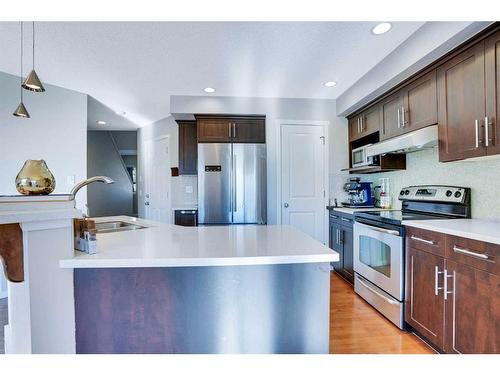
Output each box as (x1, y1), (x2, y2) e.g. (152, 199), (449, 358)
(74, 263), (331, 354)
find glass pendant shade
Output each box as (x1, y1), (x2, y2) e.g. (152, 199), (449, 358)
(13, 101), (30, 118)
(22, 69), (45, 92)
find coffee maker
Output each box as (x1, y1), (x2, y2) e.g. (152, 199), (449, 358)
(341, 178), (374, 208)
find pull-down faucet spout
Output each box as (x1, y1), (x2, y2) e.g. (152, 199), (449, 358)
(70, 176), (114, 200)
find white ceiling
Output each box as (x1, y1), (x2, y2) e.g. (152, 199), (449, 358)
(0, 21), (425, 128)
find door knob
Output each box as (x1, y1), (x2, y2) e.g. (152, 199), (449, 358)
(283, 202), (289, 208)
(145, 202), (150, 206)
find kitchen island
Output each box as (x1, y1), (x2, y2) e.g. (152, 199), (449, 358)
(60, 216), (338, 354)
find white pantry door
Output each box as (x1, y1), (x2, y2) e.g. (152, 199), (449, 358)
(281, 124), (325, 242)
(144, 137), (171, 223)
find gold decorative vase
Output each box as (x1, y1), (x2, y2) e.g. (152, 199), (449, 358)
(15, 159), (56, 195)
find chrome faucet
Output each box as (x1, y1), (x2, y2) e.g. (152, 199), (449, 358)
(70, 176), (114, 200)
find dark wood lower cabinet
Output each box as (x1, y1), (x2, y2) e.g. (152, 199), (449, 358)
(444, 260), (499, 354)
(405, 247), (445, 349)
(329, 211), (354, 284)
(405, 227), (500, 353)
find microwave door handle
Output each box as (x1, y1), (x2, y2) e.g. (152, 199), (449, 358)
(356, 222), (400, 236)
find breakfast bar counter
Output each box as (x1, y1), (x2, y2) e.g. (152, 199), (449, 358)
(61, 216), (338, 354)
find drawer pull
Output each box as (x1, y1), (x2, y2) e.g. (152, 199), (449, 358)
(452, 246), (489, 260)
(341, 217), (352, 223)
(410, 235), (435, 245)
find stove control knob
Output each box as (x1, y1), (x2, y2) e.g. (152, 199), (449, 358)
(446, 190), (453, 197)
(405, 190), (410, 195)
(454, 191), (462, 198)
(400, 190), (405, 196)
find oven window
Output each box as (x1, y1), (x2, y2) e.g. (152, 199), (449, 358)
(359, 235), (391, 277)
(352, 150), (364, 165)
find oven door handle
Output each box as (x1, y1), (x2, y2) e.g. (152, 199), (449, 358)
(356, 222), (400, 237)
(355, 275), (400, 306)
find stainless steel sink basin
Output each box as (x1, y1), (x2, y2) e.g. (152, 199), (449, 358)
(94, 220), (147, 233)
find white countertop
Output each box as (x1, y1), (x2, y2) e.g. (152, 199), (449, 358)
(403, 219), (500, 245)
(60, 216), (338, 268)
(329, 207), (391, 215)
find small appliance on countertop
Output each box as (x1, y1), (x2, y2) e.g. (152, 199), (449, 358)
(352, 185), (471, 329)
(341, 178), (374, 208)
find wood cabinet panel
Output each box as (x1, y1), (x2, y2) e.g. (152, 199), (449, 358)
(348, 117), (360, 141)
(444, 260), (499, 354)
(232, 118), (265, 143)
(406, 227), (446, 257)
(177, 121), (197, 175)
(445, 235), (499, 276)
(329, 212), (354, 284)
(485, 29), (500, 156)
(437, 41), (487, 161)
(360, 105), (380, 136)
(341, 221), (354, 283)
(405, 246), (445, 349)
(404, 70), (438, 131)
(197, 118), (232, 142)
(380, 91), (405, 140)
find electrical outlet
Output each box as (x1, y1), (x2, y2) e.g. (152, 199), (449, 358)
(185, 185), (193, 194)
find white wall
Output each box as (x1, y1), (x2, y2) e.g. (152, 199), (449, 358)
(336, 22), (492, 116)
(0, 71), (88, 295)
(0, 71), (88, 209)
(169, 95), (348, 225)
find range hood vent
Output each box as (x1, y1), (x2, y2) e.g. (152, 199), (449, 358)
(366, 125), (438, 157)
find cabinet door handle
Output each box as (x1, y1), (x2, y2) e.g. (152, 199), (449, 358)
(233, 123), (236, 138)
(410, 235), (435, 245)
(401, 107), (406, 128)
(397, 108), (401, 129)
(475, 119), (480, 148)
(485, 116), (490, 147)
(360, 116), (364, 132)
(434, 266), (444, 296)
(452, 245), (489, 260)
(228, 122), (232, 137)
(357, 118), (360, 133)
(443, 269), (454, 300)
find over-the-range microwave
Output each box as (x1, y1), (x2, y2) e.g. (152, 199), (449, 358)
(352, 144), (379, 168)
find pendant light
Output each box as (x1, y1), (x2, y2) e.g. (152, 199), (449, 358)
(13, 22), (30, 118)
(22, 21), (45, 92)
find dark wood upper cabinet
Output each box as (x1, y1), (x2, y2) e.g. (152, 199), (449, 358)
(405, 245), (445, 349)
(437, 41), (487, 162)
(444, 260), (499, 354)
(403, 70), (438, 131)
(348, 106), (380, 142)
(485, 30), (500, 156)
(232, 117), (266, 143)
(196, 116), (265, 143)
(197, 117), (233, 143)
(177, 121), (197, 175)
(380, 91), (405, 141)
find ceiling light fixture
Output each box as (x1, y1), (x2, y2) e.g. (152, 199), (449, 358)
(204, 87), (216, 93)
(323, 81), (337, 87)
(372, 22), (392, 35)
(22, 21), (45, 92)
(13, 22), (30, 118)
(96, 120), (107, 125)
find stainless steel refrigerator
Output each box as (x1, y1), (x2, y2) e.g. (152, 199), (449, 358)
(198, 143), (266, 224)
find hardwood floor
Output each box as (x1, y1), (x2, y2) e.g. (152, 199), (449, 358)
(329, 272), (434, 354)
(0, 274), (434, 355)
(0, 297), (7, 354)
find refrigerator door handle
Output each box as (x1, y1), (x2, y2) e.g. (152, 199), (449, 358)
(232, 153), (237, 213)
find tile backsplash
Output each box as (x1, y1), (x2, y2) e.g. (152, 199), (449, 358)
(364, 147), (500, 219)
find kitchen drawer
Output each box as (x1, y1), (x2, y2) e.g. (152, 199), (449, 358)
(445, 235), (499, 276)
(406, 227), (446, 257)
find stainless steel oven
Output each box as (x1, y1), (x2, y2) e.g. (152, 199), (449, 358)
(353, 221), (404, 328)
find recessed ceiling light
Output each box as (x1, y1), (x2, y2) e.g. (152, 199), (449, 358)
(324, 81), (337, 87)
(96, 120), (107, 125)
(115, 111), (126, 116)
(372, 22), (392, 35)
(204, 87), (216, 93)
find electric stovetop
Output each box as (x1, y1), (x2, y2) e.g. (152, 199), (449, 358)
(354, 210), (452, 226)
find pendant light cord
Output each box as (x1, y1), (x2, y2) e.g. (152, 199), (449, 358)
(20, 21), (23, 101)
(32, 21), (35, 69)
